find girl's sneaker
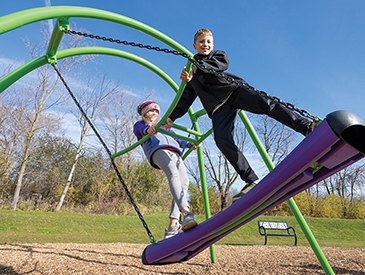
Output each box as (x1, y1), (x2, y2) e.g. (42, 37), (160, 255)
(181, 212), (198, 231)
(164, 223), (182, 239)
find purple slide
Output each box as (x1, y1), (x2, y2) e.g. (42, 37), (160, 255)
(142, 110), (365, 265)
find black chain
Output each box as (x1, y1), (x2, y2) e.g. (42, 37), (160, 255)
(194, 63), (318, 121)
(51, 63), (156, 244)
(64, 29), (194, 62)
(64, 29), (318, 121)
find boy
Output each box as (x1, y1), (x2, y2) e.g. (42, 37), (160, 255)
(165, 28), (315, 201)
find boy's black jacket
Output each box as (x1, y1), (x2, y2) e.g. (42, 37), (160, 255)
(170, 50), (245, 120)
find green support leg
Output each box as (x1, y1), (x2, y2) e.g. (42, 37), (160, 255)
(196, 144), (217, 264)
(184, 116), (217, 264)
(238, 110), (334, 275)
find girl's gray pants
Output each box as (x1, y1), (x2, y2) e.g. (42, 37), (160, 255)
(152, 149), (189, 220)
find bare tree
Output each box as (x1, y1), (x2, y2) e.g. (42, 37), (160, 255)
(185, 159), (202, 191)
(10, 26), (91, 210)
(203, 146), (239, 209)
(0, 100), (13, 178)
(55, 76), (118, 211)
(0, 99), (19, 201)
(187, 120), (248, 210)
(316, 162), (365, 200)
(98, 90), (140, 168)
(256, 115), (296, 165)
(11, 71), (62, 210)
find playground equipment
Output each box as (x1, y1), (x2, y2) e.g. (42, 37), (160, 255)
(142, 110), (365, 264)
(1, 6), (364, 275)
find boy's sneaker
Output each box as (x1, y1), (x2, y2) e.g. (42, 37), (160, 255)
(305, 121), (318, 136)
(181, 212), (198, 231)
(232, 179), (260, 203)
(164, 223), (182, 239)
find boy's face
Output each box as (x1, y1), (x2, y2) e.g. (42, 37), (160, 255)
(194, 34), (214, 56)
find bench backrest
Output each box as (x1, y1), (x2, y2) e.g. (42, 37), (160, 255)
(258, 221), (288, 230)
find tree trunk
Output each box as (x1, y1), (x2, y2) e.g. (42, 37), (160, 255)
(54, 153), (79, 211)
(11, 115), (38, 210)
(220, 192), (227, 209)
(55, 125), (87, 211)
(11, 157), (28, 210)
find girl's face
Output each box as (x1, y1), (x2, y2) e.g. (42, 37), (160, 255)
(194, 34), (214, 55)
(143, 109), (159, 124)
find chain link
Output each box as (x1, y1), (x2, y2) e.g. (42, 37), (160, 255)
(51, 64), (156, 244)
(64, 29), (194, 62)
(64, 29), (318, 122)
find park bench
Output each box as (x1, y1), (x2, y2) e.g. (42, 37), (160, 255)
(258, 220), (297, 245)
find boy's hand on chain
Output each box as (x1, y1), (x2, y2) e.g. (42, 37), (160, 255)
(180, 67), (193, 82)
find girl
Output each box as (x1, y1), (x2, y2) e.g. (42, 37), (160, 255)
(133, 100), (197, 239)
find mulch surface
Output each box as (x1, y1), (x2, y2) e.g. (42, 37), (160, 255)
(0, 243), (364, 274)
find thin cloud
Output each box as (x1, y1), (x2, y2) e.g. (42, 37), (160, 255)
(0, 56), (25, 68)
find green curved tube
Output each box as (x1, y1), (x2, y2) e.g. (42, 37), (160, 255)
(0, 46), (178, 94)
(0, 6), (191, 57)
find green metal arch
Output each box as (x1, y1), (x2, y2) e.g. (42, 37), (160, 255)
(0, 47), (179, 94)
(0, 5), (192, 57)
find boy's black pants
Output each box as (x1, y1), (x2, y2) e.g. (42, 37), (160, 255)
(211, 86), (310, 184)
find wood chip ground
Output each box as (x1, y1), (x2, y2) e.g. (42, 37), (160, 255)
(0, 243), (364, 274)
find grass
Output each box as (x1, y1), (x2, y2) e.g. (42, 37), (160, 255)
(0, 209), (364, 247)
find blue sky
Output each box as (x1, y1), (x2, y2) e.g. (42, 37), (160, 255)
(1, 1), (365, 186)
(1, 1), (364, 118)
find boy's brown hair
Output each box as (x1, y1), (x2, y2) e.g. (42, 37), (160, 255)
(193, 28), (213, 43)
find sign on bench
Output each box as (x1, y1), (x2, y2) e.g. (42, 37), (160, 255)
(258, 221), (297, 245)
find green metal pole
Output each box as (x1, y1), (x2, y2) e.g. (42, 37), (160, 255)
(238, 111), (334, 275)
(158, 129), (197, 144)
(46, 17), (69, 62)
(154, 61), (192, 130)
(170, 122), (203, 137)
(192, 108), (207, 119)
(182, 128), (214, 159)
(193, 121), (217, 264)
